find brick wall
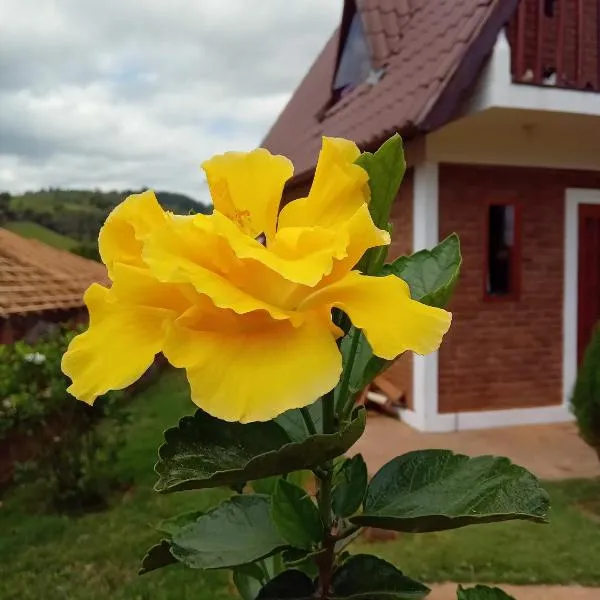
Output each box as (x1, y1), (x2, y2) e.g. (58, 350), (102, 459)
(385, 169), (414, 409)
(438, 164), (600, 413)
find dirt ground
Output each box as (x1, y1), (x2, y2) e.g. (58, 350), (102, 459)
(430, 583), (599, 599)
(352, 415), (600, 480)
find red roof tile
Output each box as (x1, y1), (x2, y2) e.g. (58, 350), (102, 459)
(262, 0), (519, 179)
(0, 228), (107, 318)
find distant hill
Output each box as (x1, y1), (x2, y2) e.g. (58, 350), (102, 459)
(0, 189), (211, 261)
(3, 221), (78, 251)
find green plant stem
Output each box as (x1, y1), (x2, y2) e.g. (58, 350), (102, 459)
(316, 466), (334, 597)
(337, 328), (362, 419)
(300, 407), (317, 436)
(316, 388), (337, 597)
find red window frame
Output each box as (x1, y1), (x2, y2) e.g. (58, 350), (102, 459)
(482, 199), (522, 302)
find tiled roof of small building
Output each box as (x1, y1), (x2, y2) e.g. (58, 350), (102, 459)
(0, 228), (107, 318)
(262, 0), (518, 178)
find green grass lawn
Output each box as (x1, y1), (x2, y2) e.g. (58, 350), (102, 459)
(1, 370), (599, 599)
(4, 220), (77, 250)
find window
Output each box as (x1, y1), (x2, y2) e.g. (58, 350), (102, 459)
(544, 0), (556, 18)
(485, 203), (520, 299)
(333, 12), (372, 94)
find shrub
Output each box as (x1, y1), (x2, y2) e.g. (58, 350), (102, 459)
(1, 327), (128, 511)
(571, 323), (600, 459)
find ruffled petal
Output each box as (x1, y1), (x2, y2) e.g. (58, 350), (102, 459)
(202, 148), (293, 241)
(142, 213), (294, 319)
(301, 271), (452, 360)
(210, 211), (349, 287)
(278, 137), (368, 229)
(61, 283), (173, 404)
(98, 190), (167, 276)
(163, 302), (342, 423)
(317, 204), (390, 286)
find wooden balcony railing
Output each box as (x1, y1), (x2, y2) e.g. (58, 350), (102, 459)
(507, 0), (600, 91)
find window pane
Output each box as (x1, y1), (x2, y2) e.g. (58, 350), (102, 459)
(333, 12), (372, 92)
(487, 204), (517, 296)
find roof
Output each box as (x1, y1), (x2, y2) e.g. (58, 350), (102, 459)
(262, 0), (519, 179)
(0, 228), (108, 318)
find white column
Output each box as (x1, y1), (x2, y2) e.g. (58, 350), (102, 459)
(403, 162), (456, 432)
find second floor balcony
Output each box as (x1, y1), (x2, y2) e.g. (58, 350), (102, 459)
(507, 0), (600, 92)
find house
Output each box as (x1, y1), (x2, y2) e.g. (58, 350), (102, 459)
(0, 228), (107, 344)
(263, 0), (600, 431)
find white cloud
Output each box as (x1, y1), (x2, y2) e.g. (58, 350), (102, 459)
(0, 0), (340, 200)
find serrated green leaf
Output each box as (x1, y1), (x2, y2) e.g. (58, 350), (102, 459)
(256, 569), (316, 599)
(138, 540), (177, 575)
(351, 450), (550, 533)
(154, 510), (204, 536)
(332, 454), (368, 518)
(233, 563), (266, 600)
(155, 407), (366, 493)
(271, 479), (323, 550)
(382, 233), (462, 308)
(457, 585), (516, 599)
(331, 555), (430, 599)
(356, 133), (406, 230)
(170, 495), (288, 569)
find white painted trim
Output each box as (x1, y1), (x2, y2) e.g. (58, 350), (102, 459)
(468, 31), (600, 117)
(411, 163), (440, 430)
(563, 189), (600, 407)
(456, 405), (573, 431)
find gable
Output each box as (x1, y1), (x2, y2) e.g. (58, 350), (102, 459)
(262, 0), (519, 181)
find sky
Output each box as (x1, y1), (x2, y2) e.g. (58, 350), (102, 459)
(0, 0), (341, 202)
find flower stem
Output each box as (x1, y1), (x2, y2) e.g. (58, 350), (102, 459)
(316, 463), (334, 597)
(336, 327), (362, 419)
(300, 407), (317, 436)
(316, 388), (337, 596)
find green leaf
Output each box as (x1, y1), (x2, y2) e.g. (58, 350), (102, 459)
(271, 479), (323, 550)
(256, 570), (316, 599)
(276, 398), (324, 440)
(138, 540), (177, 575)
(331, 555), (430, 599)
(356, 133), (406, 230)
(170, 495), (288, 569)
(154, 510), (204, 536)
(253, 471), (311, 495)
(281, 548), (321, 578)
(332, 454), (368, 518)
(382, 233), (462, 308)
(457, 585), (516, 599)
(351, 450), (550, 533)
(155, 407), (366, 493)
(233, 563), (266, 600)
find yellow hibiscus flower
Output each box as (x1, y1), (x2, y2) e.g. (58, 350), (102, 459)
(62, 137), (451, 423)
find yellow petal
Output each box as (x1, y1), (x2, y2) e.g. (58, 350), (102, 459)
(301, 271), (452, 360)
(278, 137), (368, 229)
(318, 204), (390, 286)
(202, 148), (293, 241)
(99, 190), (166, 276)
(61, 283), (173, 404)
(210, 210), (349, 287)
(142, 213), (294, 319)
(163, 303), (342, 423)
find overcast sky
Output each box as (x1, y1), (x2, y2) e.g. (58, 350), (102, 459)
(0, 1), (340, 202)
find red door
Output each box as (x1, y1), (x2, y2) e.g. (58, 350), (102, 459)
(578, 204), (600, 363)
